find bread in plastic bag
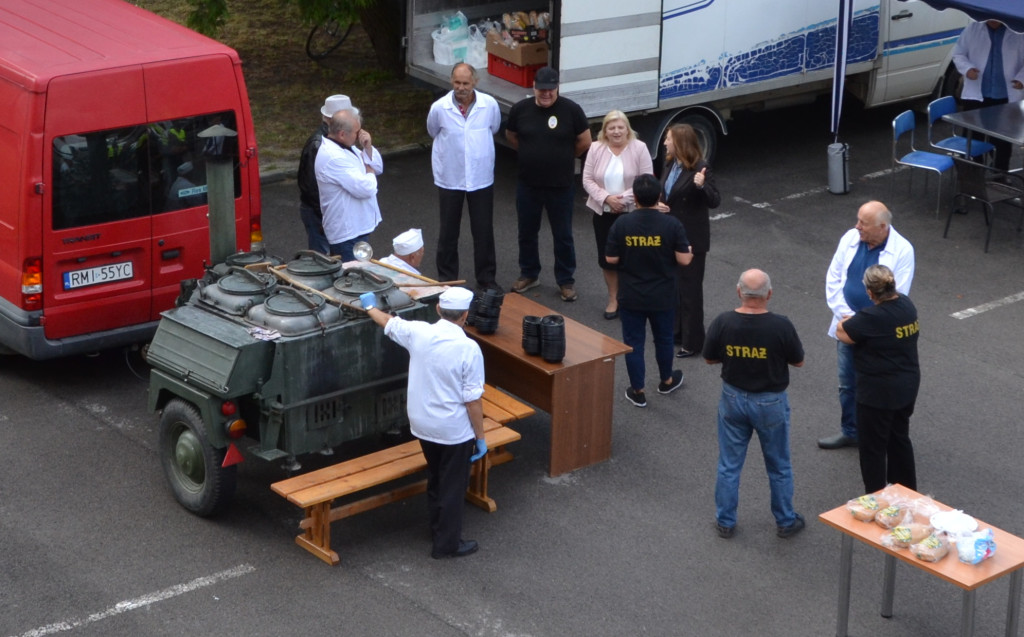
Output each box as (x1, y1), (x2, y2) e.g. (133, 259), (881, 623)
(848, 494), (889, 522)
(910, 532), (950, 562)
(875, 502), (912, 529)
(881, 523), (932, 549)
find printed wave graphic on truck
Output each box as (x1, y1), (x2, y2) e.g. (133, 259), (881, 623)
(659, 8), (880, 100)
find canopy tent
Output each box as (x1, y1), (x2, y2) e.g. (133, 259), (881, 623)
(832, 0), (1024, 139)
(899, 0), (1024, 33)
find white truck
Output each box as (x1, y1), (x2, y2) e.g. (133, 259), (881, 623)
(405, 0), (968, 159)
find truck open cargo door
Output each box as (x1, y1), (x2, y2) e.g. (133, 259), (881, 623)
(555, 0), (662, 117)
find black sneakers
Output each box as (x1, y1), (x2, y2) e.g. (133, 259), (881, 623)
(625, 387), (647, 407)
(657, 370), (684, 394)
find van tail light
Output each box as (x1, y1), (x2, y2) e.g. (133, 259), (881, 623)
(249, 215), (263, 251)
(21, 257), (42, 310)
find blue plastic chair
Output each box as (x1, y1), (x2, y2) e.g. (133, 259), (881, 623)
(927, 96), (995, 159)
(892, 109), (954, 216)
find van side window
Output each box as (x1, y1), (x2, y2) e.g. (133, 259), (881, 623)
(51, 110), (240, 230)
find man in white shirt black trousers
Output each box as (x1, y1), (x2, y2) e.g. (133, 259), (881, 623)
(360, 286), (488, 558)
(427, 63), (502, 292)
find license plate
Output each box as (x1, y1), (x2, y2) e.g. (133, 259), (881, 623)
(62, 261), (134, 290)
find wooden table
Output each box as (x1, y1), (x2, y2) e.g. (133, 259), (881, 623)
(942, 101), (1024, 157)
(463, 293), (631, 476)
(819, 484), (1024, 637)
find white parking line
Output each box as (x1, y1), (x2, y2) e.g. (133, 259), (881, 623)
(9, 564), (256, 637)
(951, 291), (1024, 319)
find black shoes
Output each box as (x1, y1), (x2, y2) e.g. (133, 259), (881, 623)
(777, 514), (806, 539)
(817, 434), (858, 449)
(716, 523), (735, 539)
(603, 310), (619, 320)
(625, 387), (647, 407)
(431, 539), (479, 559)
(676, 348), (696, 359)
(657, 370), (684, 395)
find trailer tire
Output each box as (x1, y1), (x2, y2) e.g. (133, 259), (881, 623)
(159, 398), (236, 517)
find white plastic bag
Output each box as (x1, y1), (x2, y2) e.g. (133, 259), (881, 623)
(466, 24), (487, 69)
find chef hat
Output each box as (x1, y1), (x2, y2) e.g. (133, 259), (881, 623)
(438, 287), (474, 311)
(392, 228), (424, 256)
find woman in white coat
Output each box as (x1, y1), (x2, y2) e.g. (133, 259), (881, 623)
(582, 110), (654, 320)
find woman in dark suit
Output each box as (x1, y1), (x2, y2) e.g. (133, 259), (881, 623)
(661, 124), (720, 358)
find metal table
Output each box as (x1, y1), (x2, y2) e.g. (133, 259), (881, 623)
(819, 484), (1024, 637)
(942, 101), (1024, 157)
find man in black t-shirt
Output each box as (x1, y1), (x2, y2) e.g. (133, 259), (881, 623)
(605, 174), (691, 408)
(703, 269), (805, 540)
(505, 67), (592, 303)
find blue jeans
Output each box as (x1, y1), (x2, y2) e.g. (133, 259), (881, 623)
(837, 340), (858, 439)
(715, 382), (797, 528)
(299, 203), (330, 254)
(620, 307), (675, 391)
(329, 233), (372, 263)
(516, 183), (576, 286)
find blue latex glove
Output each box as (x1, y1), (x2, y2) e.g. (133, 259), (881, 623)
(359, 292), (377, 310)
(469, 438), (487, 462)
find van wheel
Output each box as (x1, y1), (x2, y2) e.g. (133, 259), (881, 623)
(159, 398), (236, 517)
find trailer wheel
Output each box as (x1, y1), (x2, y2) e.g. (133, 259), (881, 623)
(159, 398), (236, 517)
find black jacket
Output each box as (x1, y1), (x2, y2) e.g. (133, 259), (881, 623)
(297, 122), (328, 211)
(661, 158), (720, 254)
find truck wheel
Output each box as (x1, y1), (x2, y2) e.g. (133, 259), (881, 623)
(677, 114), (718, 165)
(159, 398), (236, 517)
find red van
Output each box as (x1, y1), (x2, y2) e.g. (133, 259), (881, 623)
(0, 0), (262, 359)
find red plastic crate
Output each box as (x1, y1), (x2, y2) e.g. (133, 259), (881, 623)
(487, 54), (544, 88)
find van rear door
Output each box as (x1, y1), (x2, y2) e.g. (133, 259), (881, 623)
(142, 55), (248, 320)
(44, 67), (153, 340)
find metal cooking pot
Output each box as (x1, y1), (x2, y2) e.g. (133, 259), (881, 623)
(283, 250), (342, 290)
(197, 267), (277, 316)
(325, 267), (415, 312)
(246, 286), (343, 335)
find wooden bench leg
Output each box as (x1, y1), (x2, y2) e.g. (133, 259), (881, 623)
(466, 453), (497, 512)
(295, 502), (340, 566)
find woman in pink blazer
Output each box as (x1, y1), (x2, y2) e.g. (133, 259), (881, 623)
(582, 110), (654, 319)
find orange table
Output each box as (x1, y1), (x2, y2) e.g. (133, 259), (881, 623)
(819, 484), (1024, 636)
(464, 293), (631, 476)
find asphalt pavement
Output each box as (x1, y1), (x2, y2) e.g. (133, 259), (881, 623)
(3, 97), (1024, 637)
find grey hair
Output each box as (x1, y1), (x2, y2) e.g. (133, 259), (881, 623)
(328, 109), (359, 135)
(451, 62), (477, 80)
(439, 307), (466, 322)
(738, 270), (772, 298)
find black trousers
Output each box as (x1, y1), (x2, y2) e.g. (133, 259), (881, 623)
(962, 97), (1012, 171)
(675, 252), (706, 353)
(436, 186), (497, 288)
(856, 402), (917, 494)
(419, 438), (474, 555)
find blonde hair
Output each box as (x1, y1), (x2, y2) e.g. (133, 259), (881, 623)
(666, 124), (703, 170)
(863, 264), (897, 300)
(597, 110), (637, 143)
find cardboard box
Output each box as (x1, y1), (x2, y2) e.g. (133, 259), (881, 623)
(486, 31), (549, 67)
